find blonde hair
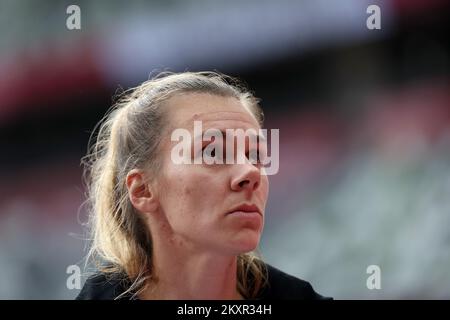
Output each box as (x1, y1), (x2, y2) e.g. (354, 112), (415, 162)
(81, 71), (268, 299)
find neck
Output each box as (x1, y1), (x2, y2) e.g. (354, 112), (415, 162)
(141, 221), (244, 300)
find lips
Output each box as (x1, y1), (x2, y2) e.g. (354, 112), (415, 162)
(227, 204), (261, 216)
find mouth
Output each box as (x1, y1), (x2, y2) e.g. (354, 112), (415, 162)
(227, 204), (262, 216)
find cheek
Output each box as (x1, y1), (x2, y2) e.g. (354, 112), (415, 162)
(158, 174), (195, 230)
(176, 170), (222, 207)
(160, 163), (209, 214)
(260, 176), (270, 202)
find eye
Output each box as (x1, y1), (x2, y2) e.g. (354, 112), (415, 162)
(202, 143), (219, 159)
(201, 143), (209, 153)
(246, 148), (260, 163)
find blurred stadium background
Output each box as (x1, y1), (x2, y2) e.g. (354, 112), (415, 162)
(0, 0), (449, 299)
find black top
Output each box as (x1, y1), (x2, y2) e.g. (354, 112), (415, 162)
(76, 264), (331, 300)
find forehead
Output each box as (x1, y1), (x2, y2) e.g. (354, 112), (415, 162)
(166, 93), (260, 130)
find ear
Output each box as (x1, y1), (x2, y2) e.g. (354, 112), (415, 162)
(126, 169), (159, 215)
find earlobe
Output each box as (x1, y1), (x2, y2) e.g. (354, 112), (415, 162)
(126, 169), (158, 214)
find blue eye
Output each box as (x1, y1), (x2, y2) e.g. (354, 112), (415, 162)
(246, 149), (260, 163)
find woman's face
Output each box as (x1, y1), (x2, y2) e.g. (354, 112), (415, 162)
(155, 93), (269, 255)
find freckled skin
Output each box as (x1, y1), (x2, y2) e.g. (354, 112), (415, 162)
(156, 93), (269, 256)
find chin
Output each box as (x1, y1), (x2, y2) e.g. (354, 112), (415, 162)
(230, 231), (261, 254)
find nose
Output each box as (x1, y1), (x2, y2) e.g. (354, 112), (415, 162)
(230, 160), (261, 192)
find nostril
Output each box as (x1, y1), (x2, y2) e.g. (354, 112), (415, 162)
(238, 180), (249, 188)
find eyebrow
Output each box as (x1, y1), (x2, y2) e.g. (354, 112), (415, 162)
(193, 111), (253, 118)
(182, 111), (259, 126)
(193, 129), (265, 144)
